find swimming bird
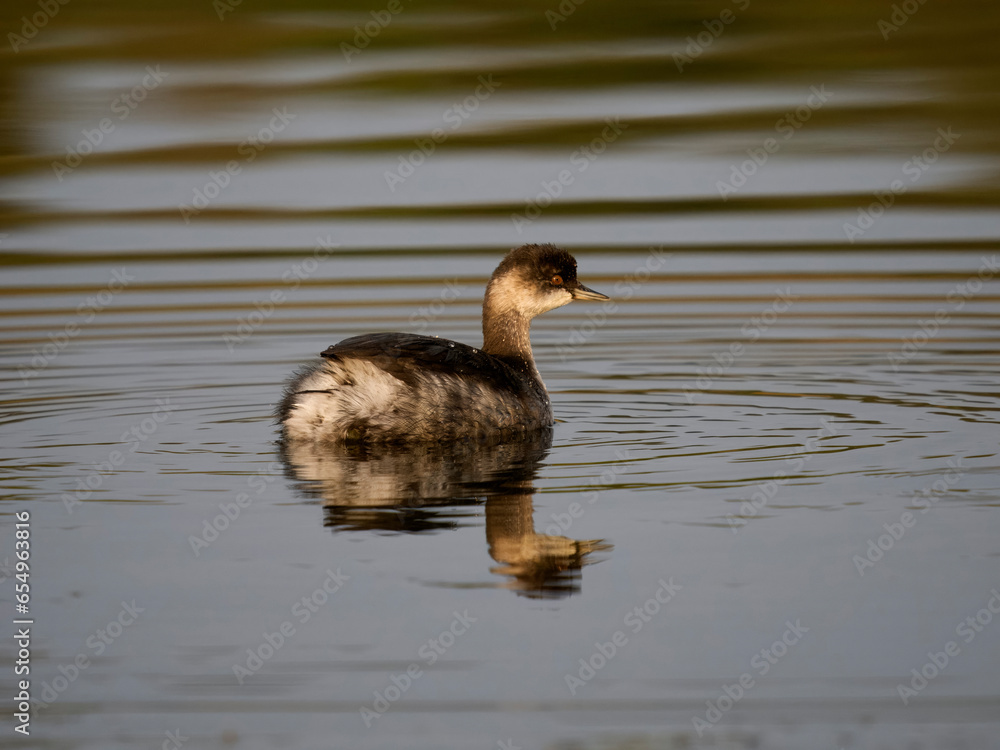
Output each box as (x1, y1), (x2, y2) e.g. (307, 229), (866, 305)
(277, 243), (608, 443)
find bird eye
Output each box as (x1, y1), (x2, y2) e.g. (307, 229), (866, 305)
(551, 275), (563, 286)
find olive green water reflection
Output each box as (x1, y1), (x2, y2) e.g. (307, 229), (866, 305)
(1, 1), (998, 749)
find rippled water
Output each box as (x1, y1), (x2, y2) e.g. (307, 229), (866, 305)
(2, 1), (999, 748)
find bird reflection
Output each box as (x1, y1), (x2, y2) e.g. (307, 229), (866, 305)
(279, 429), (610, 598)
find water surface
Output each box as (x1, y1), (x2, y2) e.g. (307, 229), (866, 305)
(1, 1), (999, 748)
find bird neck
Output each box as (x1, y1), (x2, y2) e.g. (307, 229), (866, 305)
(481, 288), (537, 373)
(483, 308), (535, 364)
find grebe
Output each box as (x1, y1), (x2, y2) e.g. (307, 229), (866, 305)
(277, 244), (608, 443)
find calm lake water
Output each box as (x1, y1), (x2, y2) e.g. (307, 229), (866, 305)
(1, 1), (999, 748)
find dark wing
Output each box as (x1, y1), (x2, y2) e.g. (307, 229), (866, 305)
(320, 333), (530, 394)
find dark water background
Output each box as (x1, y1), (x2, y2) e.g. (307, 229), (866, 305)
(1, 0), (999, 748)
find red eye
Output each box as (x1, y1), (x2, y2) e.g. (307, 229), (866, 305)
(551, 275), (563, 286)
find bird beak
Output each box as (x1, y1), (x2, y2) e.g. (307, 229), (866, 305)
(570, 282), (609, 301)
